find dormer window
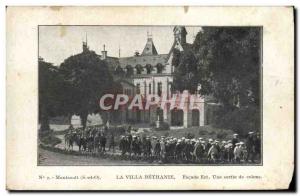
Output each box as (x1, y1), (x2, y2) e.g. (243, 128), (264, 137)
(125, 65), (134, 76)
(114, 65), (125, 76)
(135, 64), (143, 75)
(145, 64), (152, 74)
(156, 63), (163, 74)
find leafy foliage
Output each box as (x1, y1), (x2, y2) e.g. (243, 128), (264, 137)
(114, 65), (125, 77)
(193, 27), (261, 108)
(39, 59), (66, 131)
(59, 50), (113, 128)
(172, 27), (261, 134)
(172, 48), (198, 93)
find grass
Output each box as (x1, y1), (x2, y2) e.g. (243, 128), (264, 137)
(39, 133), (62, 147)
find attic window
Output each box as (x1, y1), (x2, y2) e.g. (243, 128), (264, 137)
(145, 64), (152, 74)
(156, 63), (163, 74)
(146, 47), (149, 50)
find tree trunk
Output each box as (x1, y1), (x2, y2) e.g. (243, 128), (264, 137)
(40, 111), (50, 132)
(68, 114), (72, 126)
(80, 112), (88, 129)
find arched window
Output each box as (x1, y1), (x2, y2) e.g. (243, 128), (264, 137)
(145, 64), (152, 74)
(148, 83), (152, 94)
(156, 107), (163, 121)
(192, 109), (200, 126)
(114, 65), (125, 76)
(125, 65), (134, 76)
(171, 108), (184, 126)
(157, 82), (162, 97)
(156, 63), (163, 74)
(135, 64), (143, 75)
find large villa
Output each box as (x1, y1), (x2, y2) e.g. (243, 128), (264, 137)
(71, 26), (216, 128)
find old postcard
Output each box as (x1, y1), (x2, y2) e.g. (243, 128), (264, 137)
(6, 6), (294, 190)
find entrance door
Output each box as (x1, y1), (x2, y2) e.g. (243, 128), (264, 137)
(171, 109), (183, 126)
(192, 109), (200, 126)
(156, 108), (163, 121)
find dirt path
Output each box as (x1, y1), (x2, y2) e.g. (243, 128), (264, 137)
(38, 148), (150, 166)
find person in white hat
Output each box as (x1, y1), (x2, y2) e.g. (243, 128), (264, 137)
(194, 139), (205, 163)
(207, 142), (219, 163)
(246, 132), (255, 163)
(226, 143), (234, 163)
(219, 141), (227, 163)
(234, 142), (242, 163)
(240, 142), (248, 162)
(232, 133), (239, 148)
(206, 138), (213, 154)
(214, 140), (221, 160)
(151, 136), (158, 157)
(175, 139), (182, 161)
(160, 137), (166, 162)
(153, 138), (161, 161)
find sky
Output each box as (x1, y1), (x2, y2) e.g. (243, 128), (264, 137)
(39, 26), (202, 66)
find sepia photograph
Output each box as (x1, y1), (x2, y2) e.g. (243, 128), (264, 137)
(38, 25), (262, 166)
(6, 6), (294, 190)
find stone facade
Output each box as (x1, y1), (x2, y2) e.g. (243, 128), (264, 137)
(78, 26), (208, 128)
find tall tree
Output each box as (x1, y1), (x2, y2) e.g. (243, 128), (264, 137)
(39, 58), (65, 132)
(193, 27), (261, 108)
(60, 50), (113, 128)
(172, 27), (261, 134)
(172, 48), (198, 93)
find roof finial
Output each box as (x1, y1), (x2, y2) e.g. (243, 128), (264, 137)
(86, 32), (88, 44)
(192, 27), (195, 40)
(147, 30), (152, 40)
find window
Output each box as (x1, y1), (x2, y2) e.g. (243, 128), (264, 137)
(135, 64), (143, 75)
(157, 63), (163, 74)
(158, 82), (162, 97)
(136, 83), (140, 94)
(149, 83), (152, 94)
(126, 65), (134, 76)
(146, 64), (152, 74)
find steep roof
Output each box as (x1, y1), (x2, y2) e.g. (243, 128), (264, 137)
(166, 41), (193, 60)
(141, 38), (158, 56)
(119, 54), (168, 68)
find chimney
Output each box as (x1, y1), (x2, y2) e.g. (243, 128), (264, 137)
(101, 44), (107, 60)
(82, 33), (89, 52)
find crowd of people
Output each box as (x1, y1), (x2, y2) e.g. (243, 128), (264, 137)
(64, 125), (261, 164)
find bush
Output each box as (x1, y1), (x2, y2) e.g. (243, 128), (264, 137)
(149, 122), (156, 127)
(212, 105), (261, 137)
(155, 121), (170, 131)
(40, 133), (62, 147)
(209, 131), (216, 135)
(164, 132), (170, 137)
(216, 130), (227, 139)
(199, 130), (208, 135)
